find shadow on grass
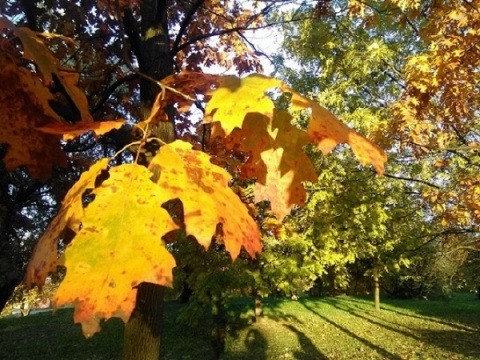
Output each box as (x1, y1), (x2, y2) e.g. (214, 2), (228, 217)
(327, 295), (480, 332)
(322, 297), (480, 359)
(341, 294), (480, 331)
(377, 306), (478, 332)
(283, 324), (328, 360)
(0, 309), (123, 360)
(300, 300), (403, 360)
(225, 297), (328, 360)
(245, 329), (267, 360)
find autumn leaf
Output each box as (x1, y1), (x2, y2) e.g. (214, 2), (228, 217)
(205, 74), (386, 175)
(0, 17), (58, 85)
(0, 17), (93, 122)
(137, 72), (219, 127)
(0, 53), (66, 179)
(204, 74), (386, 218)
(149, 140), (261, 259)
(240, 111), (317, 219)
(258, 111), (317, 219)
(53, 164), (178, 337)
(36, 120), (125, 140)
(26, 159), (110, 287)
(289, 91), (387, 175)
(205, 74), (282, 134)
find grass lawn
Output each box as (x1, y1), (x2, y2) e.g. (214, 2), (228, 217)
(1, 294), (479, 359)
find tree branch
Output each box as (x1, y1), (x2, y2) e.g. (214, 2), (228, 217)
(379, 171), (441, 189)
(21, 0), (40, 31)
(122, 8), (145, 68)
(91, 73), (139, 115)
(172, 0), (206, 54)
(174, 17), (308, 54)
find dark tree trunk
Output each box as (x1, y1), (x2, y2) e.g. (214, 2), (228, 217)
(122, 284), (166, 360)
(0, 158), (22, 311)
(122, 1), (175, 359)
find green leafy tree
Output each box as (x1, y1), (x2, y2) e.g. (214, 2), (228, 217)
(269, 0), (472, 307)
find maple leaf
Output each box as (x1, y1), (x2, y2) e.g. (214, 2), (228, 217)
(149, 140), (261, 259)
(0, 17), (93, 122)
(204, 74), (282, 134)
(53, 164), (178, 337)
(26, 159), (110, 287)
(203, 74), (386, 218)
(240, 111), (317, 219)
(205, 74), (386, 174)
(289, 91), (387, 175)
(36, 120), (125, 140)
(0, 54), (66, 179)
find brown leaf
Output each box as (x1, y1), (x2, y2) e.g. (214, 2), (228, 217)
(0, 54), (66, 179)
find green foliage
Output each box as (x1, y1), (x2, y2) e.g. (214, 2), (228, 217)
(264, 0), (480, 302)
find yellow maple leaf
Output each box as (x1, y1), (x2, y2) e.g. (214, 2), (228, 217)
(53, 164), (178, 337)
(204, 74), (282, 134)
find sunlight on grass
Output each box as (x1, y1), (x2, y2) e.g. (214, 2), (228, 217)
(1, 295), (479, 359)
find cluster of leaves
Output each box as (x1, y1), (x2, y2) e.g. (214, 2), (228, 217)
(0, 14), (386, 336)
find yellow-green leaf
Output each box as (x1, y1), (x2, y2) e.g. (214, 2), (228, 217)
(53, 164), (178, 337)
(26, 159), (110, 287)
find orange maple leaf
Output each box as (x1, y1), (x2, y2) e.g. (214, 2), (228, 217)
(36, 120), (125, 140)
(289, 92), (387, 175)
(149, 140), (261, 259)
(0, 17), (93, 122)
(204, 74), (386, 219)
(0, 54), (66, 180)
(239, 111), (317, 219)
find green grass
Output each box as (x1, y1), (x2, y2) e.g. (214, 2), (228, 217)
(1, 294), (480, 359)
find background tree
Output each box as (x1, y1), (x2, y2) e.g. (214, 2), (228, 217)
(270, 0), (480, 302)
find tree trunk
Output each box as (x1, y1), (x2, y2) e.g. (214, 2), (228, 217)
(373, 271), (381, 311)
(122, 284), (165, 360)
(0, 160), (23, 311)
(211, 297), (227, 360)
(122, 1), (174, 359)
(254, 292), (264, 322)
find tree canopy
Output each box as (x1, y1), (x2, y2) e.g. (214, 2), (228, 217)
(1, 0), (479, 358)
